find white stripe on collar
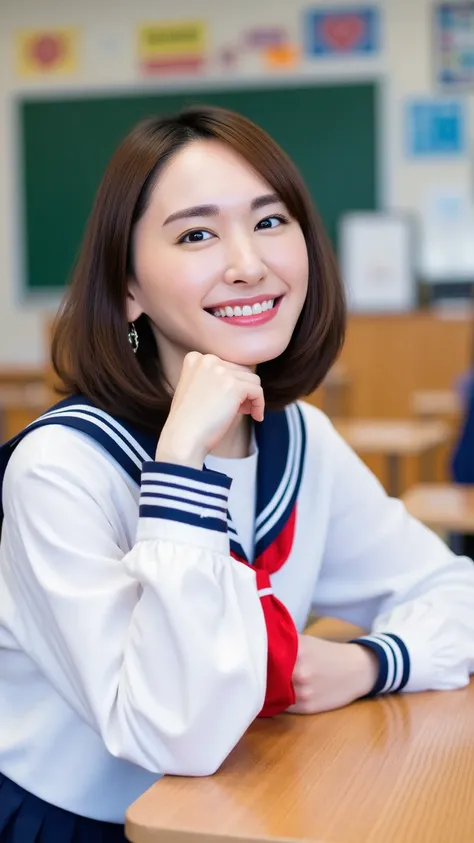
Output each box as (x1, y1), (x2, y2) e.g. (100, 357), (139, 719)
(255, 404), (303, 541)
(37, 404), (150, 463)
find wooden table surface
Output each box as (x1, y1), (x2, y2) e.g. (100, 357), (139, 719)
(403, 483), (474, 533)
(411, 389), (460, 420)
(334, 419), (451, 455)
(126, 683), (474, 843)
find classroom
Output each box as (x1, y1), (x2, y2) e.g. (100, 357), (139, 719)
(0, 1), (474, 842)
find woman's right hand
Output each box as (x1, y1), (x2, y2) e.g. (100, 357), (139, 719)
(155, 352), (265, 468)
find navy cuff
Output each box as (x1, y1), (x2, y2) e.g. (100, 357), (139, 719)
(139, 461), (231, 533)
(351, 633), (411, 696)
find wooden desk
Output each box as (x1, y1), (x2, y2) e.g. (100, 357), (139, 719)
(0, 383), (50, 441)
(411, 389), (460, 421)
(126, 683), (474, 843)
(305, 616), (365, 642)
(334, 419), (451, 497)
(402, 483), (474, 534)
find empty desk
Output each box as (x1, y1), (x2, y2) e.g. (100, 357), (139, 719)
(411, 389), (460, 421)
(334, 419), (451, 497)
(402, 483), (474, 535)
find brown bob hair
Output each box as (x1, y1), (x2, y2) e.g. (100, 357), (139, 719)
(52, 105), (346, 433)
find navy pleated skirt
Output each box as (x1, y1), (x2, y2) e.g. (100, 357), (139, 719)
(0, 773), (126, 842)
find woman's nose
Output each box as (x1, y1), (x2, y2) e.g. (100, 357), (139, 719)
(223, 235), (267, 286)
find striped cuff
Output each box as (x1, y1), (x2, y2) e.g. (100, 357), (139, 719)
(351, 634), (411, 697)
(139, 461), (232, 533)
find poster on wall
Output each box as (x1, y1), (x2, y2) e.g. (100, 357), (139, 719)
(15, 28), (79, 77)
(243, 27), (288, 49)
(421, 187), (474, 282)
(138, 20), (206, 75)
(303, 7), (380, 57)
(434, 3), (474, 89)
(406, 98), (466, 157)
(215, 25), (298, 74)
(240, 25), (299, 72)
(264, 44), (300, 69)
(340, 213), (415, 313)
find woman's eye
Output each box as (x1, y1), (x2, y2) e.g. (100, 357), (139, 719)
(255, 214), (287, 231)
(179, 229), (214, 244)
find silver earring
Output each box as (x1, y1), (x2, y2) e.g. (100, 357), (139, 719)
(128, 322), (139, 354)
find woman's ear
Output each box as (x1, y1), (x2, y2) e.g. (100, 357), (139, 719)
(126, 278), (144, 323)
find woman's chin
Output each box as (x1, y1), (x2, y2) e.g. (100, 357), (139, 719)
(217, 341), (288, 368)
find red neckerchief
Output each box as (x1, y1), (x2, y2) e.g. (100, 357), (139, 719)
(226, 404), (306, 717)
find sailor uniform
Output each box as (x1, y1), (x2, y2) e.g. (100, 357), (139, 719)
(0, 396), (474, 836)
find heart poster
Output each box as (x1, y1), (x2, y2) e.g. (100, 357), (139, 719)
(304, 7), (380, 56)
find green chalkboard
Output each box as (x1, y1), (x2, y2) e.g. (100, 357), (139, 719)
(20, 82), (378, 290)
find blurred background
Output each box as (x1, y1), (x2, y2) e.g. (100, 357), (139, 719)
(0, 0), (474, 512)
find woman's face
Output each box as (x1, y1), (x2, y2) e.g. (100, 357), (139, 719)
(128, 139), (309, 385)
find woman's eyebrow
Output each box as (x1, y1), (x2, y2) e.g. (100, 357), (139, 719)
(250, 193), (280, 211)
(163, 193), (281, 226)
(163, 204), (219, 226)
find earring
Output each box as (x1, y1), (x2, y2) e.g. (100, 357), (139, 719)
(128, 322), (139, 354)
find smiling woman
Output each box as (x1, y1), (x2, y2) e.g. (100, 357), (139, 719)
(51, 105), (344, 429)
(1, 106), (474, 843)
(126, 137), (310, 389)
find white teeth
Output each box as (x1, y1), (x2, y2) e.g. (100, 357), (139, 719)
(212, 298), (276, 318)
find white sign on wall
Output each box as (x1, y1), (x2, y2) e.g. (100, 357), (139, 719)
(421, 187), (474, 282)
(339, 212), (416, 312)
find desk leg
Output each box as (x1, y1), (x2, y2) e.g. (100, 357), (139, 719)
(386, 454), (401, 498)
(420, 446), (436, 483)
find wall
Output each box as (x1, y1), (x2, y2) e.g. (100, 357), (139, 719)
(0, 0), (472, 365)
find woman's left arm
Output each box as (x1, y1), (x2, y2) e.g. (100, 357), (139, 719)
(312, 426), (474, 696)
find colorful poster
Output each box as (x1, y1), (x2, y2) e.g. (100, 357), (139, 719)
(264, 44), (299, 69)
(138, 20), (206, 74)
(16, 28), (79, 77)
(304, 7), (380, 56)
(243, 27), (288, 49)
(434, 3), (474, 88)
(406, 99), (466, 157)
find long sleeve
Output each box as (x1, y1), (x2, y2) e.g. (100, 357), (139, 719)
(312, 423), (474, 694)
(1, 426), (267, 776)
